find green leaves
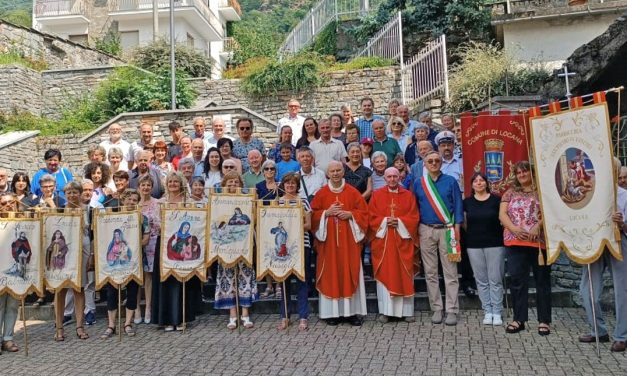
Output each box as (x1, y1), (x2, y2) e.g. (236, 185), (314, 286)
(131, 39), (213, 78)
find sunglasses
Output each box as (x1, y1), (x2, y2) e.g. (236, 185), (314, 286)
(239, 127), (251, 131)
(223, 165), (235, 169)
(392, 122), (403, 125)
(425, 159), (441, 165)
(264, 167), (276, 171)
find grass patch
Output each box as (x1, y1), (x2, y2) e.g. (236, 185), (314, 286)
(0, 51), (48, 71)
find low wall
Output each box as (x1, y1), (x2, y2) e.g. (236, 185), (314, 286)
(0, 65), (43, 115)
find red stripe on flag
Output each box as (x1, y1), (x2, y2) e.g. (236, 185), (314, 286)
(593, 91), (606, 103)
(569, 96), (583, 109)
(549, 101), (561, 113)
(528, 106), (542, 118)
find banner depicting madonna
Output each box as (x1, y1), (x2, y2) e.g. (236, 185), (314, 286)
(160, 206), (208, 282)
(207, 192), (254, 268)
(43, 211), (83, 291)
(94, 209), (143, 289)
(0, 216), (44, 299)
(461, 111), (530, 194)
(256, 204), (305, 282)
(530, 103), (620, 263)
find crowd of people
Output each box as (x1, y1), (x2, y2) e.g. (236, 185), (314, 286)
(0, 97), (625, 354)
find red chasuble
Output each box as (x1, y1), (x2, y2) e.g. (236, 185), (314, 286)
(311, 183), (369, 299)
(368, 186), (419, 297)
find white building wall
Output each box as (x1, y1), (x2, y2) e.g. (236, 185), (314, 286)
(502, 13), (620, 67)
(117, 17), (209, 54)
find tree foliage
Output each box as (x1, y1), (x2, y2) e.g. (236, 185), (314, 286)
(131, 39), (213, 78)
(0, 8), (31, 27)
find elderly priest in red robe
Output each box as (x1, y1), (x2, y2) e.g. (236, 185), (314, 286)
(369, 167), (420, 323)
(312, 160), (369, 326)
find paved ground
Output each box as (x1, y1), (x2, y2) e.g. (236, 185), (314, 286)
(1, 308), (625, 375)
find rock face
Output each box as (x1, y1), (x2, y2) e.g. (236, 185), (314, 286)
(540, 12), (627, 115)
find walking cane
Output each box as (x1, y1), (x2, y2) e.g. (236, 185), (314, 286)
(503, 273), (510, 319)
(587, 264), (601, 358)
(182, 279), (186, 333)
(282, 280), (289, 333)
(21, 299), (28, 356)
(234, 263), (242, 335)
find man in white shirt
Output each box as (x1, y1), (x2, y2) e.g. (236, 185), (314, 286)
(128, 123), (156, 170)
(297, 146), (327, 201)
(309, 119), (347, 173)
(278, 99), (305, 145)
(206, 116), (233, 148)
(99, 123), (131, 168)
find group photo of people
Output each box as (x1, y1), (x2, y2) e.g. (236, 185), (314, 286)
(0, 96), (625, 355)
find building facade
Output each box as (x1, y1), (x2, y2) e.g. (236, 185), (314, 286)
(32, 0), (241, 78)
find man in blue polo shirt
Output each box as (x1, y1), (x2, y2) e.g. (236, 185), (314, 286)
(413, 150), (463, 326)
(355, 97), (384, 140)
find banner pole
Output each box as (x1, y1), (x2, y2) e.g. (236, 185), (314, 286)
(21, 299), (28, 356)
(282, 280), (289, 333)
(118, 285), (122, 342)
(587, 264), (601, 358)
(183, 279), (186, 333)
(234, 263), (241, 335)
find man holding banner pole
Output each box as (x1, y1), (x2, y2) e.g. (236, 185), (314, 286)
(413, 151), (464, 326)
(579, 158), (627, 352)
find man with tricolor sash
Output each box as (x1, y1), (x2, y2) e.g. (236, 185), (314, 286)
(413, 150), (464, 326)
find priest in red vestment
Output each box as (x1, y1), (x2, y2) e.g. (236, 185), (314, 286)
(311, 161), (369, 326)
(368, 167), (420, 322)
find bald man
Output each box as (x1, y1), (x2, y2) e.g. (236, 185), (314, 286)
(243, 149), (264, 188)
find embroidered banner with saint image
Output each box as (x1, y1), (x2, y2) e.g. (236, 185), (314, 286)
(94, 209), (143, 289)
(207, 192), (255, 267)
(43, 211), (83, 291)
(256, 203), (305, 282)
(160, 206), (208, 282)
(530, 102), (620, 263)
(0, 216), (44, 299)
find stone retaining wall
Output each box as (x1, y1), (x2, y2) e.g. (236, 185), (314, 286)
(0, 65), (43, 115)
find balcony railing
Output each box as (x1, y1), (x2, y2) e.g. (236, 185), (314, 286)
(488, 0), (624, 16)
(223, 37), (238, 52)
(109, 0), (223, 37)
(34, 0), (88, 18)
(219, 0), (242, 16)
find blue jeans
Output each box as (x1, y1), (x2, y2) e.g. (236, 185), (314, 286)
(580, 236), (627, 341)
(0, 295), (18, 341)
(467, 247), (506, 316)
(279, 246), (311, 319)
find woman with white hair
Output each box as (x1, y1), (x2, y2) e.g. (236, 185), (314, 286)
(387, 116), (410, 154)
(370, 151), (388, 191)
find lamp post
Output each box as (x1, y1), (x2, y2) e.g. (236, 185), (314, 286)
(170, 0), (176, 110)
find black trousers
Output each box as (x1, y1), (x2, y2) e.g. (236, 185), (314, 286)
(106, 281), (139, 311)
(506, 246), (552, 323)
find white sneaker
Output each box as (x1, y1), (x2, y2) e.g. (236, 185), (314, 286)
(492, 315), (503, 326)
(482, 313), (493, 325)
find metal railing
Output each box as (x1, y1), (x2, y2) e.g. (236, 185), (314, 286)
(354, 11), (402, 61)
(279, 0), (384, 56)
(223, 37), (238, 52)
(34, 0), (87, 17)
(109, 0), (223, 37)
(400, 34), (449, 107)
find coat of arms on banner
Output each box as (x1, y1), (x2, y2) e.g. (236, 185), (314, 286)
(461, 111), (530, 194)
(207, 192), (255, 267)
(530, 102), (620, 263)
(0, 215), (44, 299)
(160, 206), (208, 282)
(256, 203), (305, 282)
(94, 209), (143, 289)
(43, 211), (83, 291)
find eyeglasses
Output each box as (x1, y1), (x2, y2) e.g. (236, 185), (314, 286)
(392, 122), (403, 126)
(239, 127), (251, 131)
(0, 200), (15, 206)
(264, 167), (276, 171)
(223, 165), (235, 169)
(425, 159), (441, 165)
(109, 129), (122, 134)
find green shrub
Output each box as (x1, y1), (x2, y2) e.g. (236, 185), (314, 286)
(310, 21), (337, 57)
(448, 42), (550, 112)
(0, 51), (48, 71)
(94, 31), (122, 57)
(241, 53), (324, 96)
(325, 56), (395, 72)
(223, 57), (270, 79)
(131, 39), (213, 78)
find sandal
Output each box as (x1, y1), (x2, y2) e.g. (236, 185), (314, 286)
(260, 287), (274, 299)
(100, 327), (115, 339)
(124, 324), (136, 337)
(227, 317), (237, 330)
(54, 327), (65, 342)
(299, 319), (309, 331)
(538, 323), (551, 336)
(1, 340), (19, 352)
(277, 318), (289, 330)
(241, 316), (254, 329)
(76, 326), (89, 340)
(505, 321), (525, 334)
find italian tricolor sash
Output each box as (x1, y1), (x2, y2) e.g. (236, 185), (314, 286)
(421, 175), (461, 261)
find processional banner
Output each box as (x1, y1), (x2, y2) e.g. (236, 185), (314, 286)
(0, 214), (44, 299)
(94, 209), (143, 289)
(43, 210), (83, 291)
(160, 205), (208, 282)
(256, 202), (305, 282)
(207, 192), (255, 267)
(530, 102), (620, 264)
(461, 110), (530, 194)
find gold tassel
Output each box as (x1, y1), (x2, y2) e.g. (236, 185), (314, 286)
(448, 253), (461, 263)
(537, 248), (545, 266)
